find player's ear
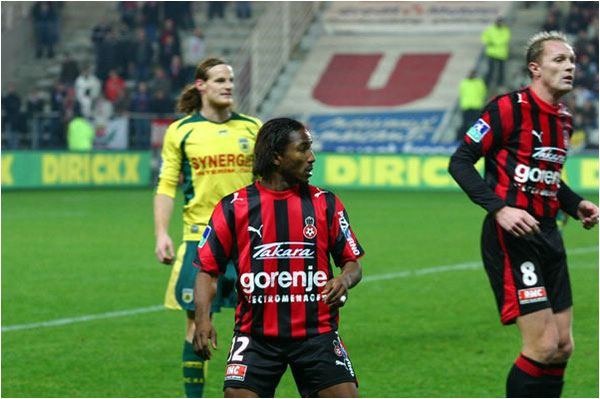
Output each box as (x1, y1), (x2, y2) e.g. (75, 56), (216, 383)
(194, 79), (206, 92)
(528, 62), (540, 79)
(273, 153), (282, 167)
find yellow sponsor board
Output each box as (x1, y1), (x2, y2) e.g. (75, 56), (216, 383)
(323, 154), (483, 188)
(1, 151), (151, 189)
(42, 153), (141, 185)
(314, 154), (597, 192)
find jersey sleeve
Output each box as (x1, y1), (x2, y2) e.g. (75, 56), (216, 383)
(448, 96), (511, 214)
(194, 200), (234, 275)
(156, 121), (182, 198)
(327, 194), (365, 267)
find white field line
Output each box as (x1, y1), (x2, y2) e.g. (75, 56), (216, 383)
(3, 246), (597, 333)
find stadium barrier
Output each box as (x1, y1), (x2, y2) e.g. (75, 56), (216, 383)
(2, 151), (596, 193)
(1, 150), (152, 190)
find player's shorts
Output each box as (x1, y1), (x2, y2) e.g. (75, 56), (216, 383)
(223, 331), (358, 397)
(164, 241), (237, 313)
(481, 214), (572, 325)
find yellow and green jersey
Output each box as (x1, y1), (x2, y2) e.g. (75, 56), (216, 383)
(157, 112), (261, 241)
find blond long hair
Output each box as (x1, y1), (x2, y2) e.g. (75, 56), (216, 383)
(176, 57), (229, 114)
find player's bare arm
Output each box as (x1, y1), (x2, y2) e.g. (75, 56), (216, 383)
(576, 200), (599, 229)
(154, 193), (175, 264)
(322, 261), (362, 308)
(193, 270), (218, 359)
(494, 206), (541, 237)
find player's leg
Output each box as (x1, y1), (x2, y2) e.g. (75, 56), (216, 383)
(291, 331), (358, 398)
(184, 310), (208, 398)
(318, 382), (358, 398)
(224, 388), (260, 398)
(167, 241), (207, 397)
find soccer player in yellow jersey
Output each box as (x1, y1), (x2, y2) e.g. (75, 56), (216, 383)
(154, 58), (261, 397)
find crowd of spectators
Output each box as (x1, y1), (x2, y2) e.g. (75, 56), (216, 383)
(2, 1), (254, 150)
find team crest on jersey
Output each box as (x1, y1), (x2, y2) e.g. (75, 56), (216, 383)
(239, 138), (250, 153)
(198, 226), (212, 248)
(182, 288), (194, 303)
(466, 118), (490, 143)
(303, 217), (317, 239)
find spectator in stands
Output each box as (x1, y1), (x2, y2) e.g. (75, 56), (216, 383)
(236, 2), (252, 19)
(542, 14), (560, 32)
(2, 84), (23, 149)
(182, 28), (206, 80)
(48, 81), (70, 148)
(74, 66), (102, 120)
(169, 55), (186, 95)
(208, 2), (226, 21)
(91, 17), (113, 55)
(130, 81), (152, 149)
(457, 70), (487, 141)
(96, 30), (120, 83)
(564, 4), (585, 35)
(481, 17), (511, 88)
(150, 67), (172, 100)
(32, 2), (58, 58)
(150, 89), (174, 116)
(165, 2), (194, 31)
(67, 105), (95, 151)
(142, 2), (161, 43)
(59, 52), (80, 88)
(160, 18), (181, 54)
(104, 70), (127, 103)
(92, 94), (114, 138)
(119, 1), (138, 29)
(115, 23), (133, 79)
(159, 34), (180, 72)
(131, 29), (154, 82)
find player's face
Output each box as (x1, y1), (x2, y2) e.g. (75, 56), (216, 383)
(532, 40), (576, 95)
(277, 129), (316, 184)
(197, 64), (234, 109)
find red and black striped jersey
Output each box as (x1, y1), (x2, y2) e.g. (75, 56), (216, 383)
(449, 86), (583, 219)
(195, 181), (365, 339)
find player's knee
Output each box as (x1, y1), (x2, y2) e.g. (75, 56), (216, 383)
(555, 338), (574, 362)
(530, 336), (560, 363)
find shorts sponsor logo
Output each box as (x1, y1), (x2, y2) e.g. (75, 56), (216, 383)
(334, 333), (355, 377)
(225, 364), (247, 381)
(338, 211), (360, 256)
(518, 287), (547, 304)
(198, 226), (212, 248)
(466, 119), (490, 143)
(182, 288), (194, 304)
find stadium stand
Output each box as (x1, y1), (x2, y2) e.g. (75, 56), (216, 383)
(1, 1), (597, 156)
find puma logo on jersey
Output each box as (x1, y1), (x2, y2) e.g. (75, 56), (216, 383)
(231, 192), (243, 203)
(532, 130), (543, 142)
(314, 189), (328, 198)
(248, 224), (263, 238)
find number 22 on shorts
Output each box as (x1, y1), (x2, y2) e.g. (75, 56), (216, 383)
(228, 336), (250, 362)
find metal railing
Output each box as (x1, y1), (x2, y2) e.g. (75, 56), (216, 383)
(232, 2), (321, 115)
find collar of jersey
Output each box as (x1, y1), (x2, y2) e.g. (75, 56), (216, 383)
(255, 181), (300, 199)
(527, 86), (561, 115)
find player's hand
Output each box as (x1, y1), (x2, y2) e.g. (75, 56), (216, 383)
(322, 277), (349, 309)
(576, 200), (599, 230)
(494, 206), (541, 237)
(155, 233), (175, 264)
(193, 319), (217, 359)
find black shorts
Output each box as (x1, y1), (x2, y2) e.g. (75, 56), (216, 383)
(223, 331), (358, 397)
(481, 214), (572, 325)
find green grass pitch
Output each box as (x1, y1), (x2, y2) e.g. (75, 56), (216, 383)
(1, 188), (598, 397)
